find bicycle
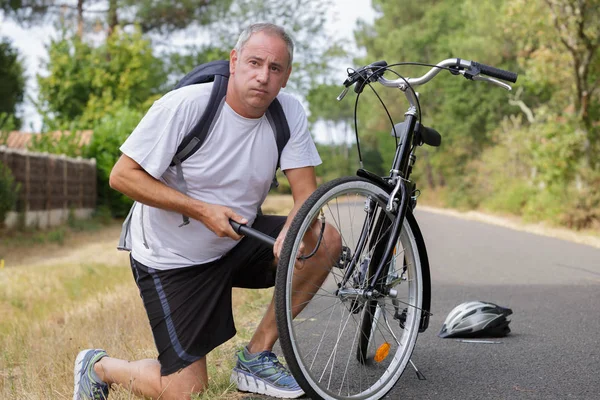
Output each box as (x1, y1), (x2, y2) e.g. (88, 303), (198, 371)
(232, 57), (517, 400)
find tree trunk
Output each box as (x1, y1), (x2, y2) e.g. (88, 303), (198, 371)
(76, 0), (84, 38)
(107, 0), (119, 37)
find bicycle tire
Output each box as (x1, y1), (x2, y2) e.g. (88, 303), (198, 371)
(275, 176), (425, 400)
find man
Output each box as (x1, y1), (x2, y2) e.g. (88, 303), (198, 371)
(73, 23), (340, 400)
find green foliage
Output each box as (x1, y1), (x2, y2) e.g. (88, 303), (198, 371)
(346, 0), (600, 230)
(37, 28), (167, 129)
(274, 170), (291, 194)
(0, 112), (18, 144)
(560, 170), (600, 230)
(0, 162), (20, 224)
(307, 84), (354, 125)
(521, 186), (567, 223)
(83, 107), (143, 217)
(0, 37), (26, 129)
(121, 0), (232, 34)
(167, 45), (231, 86)
(1, 0), (230, 36)
(354, 0), (518, 188)
(315, 142), (359, 182)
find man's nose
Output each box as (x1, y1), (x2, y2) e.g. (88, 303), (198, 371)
(256, 66), (270, 83)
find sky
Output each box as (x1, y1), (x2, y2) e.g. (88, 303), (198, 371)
(0, 0), (376, 134)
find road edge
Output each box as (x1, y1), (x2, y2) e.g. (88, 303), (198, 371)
(417, 205), (600, 249)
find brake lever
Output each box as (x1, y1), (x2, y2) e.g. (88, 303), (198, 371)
(460, 70), (512, 91)
(337, 87), (349, 101)
(472, 75), (512, 91)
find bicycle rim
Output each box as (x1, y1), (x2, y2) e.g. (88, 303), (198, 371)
(276, 177), (423, 400)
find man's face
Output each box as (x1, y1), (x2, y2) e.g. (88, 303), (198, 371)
(229, 31), (292, 117)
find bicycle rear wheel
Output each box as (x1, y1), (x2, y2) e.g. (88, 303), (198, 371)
(275, 177), (425, 400)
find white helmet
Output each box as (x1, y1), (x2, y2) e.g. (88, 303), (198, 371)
(438, 301), (512, 338)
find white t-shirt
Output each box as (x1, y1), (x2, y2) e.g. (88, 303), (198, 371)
(120, 83), (321, 270)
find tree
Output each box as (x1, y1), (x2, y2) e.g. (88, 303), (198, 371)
(36, 27), (167, 129)
(199, 0), (340, 94)
(0, 0), (230, 38)
(0, 38), (26, 129)
(353, 0), (518, 189)
(506, 0), (600, 168)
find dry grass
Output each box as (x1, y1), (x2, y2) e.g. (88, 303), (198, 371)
(0, 247), (274, 399)
(0, 194), (291, 399)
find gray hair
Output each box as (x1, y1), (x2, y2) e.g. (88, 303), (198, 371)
(234, 23), (294, 67)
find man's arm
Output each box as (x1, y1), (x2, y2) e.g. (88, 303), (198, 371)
(109, 154), (246, 239)
(272, 166), (317, 258)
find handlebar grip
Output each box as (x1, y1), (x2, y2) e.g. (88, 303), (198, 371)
(229, 219), (276, 247)
(473, 62), (518, 83)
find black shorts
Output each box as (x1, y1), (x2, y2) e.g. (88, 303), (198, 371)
(129, 215), (286, 375)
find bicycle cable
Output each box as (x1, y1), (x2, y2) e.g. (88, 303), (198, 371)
(346, 62), (453, 166)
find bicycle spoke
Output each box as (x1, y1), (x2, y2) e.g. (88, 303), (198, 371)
(277, 178), (424, 400)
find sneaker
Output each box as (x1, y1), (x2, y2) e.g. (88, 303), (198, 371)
(73, 349), (109, 400)
(231, 347), (304, 399)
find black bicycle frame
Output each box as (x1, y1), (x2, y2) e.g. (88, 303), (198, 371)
(339, 112), (418, 294)
(365, 112), (417, 291)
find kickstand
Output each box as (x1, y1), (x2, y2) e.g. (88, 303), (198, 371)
(409, 359), (426, 380)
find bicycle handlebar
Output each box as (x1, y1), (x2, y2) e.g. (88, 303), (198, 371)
(339, 58), (518, 98)
(230, 219), (276, 247)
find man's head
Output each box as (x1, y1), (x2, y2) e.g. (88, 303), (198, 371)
(227, 23), (294, 118)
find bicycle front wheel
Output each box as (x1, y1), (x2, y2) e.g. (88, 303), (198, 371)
(275, 177), (425, 400)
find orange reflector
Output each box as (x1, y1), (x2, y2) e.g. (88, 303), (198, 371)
(374, 342), (391, 363)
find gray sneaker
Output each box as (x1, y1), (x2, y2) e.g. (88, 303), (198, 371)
(73, 349), (109, 400)
(231, 347), (304, 398)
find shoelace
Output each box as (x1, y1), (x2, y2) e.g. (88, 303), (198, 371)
(258, 352), (293, 377)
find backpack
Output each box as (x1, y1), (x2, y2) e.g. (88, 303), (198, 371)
(118, 60), (291, 251)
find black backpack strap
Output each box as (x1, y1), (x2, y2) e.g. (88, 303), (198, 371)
(171, 73), (229, 226)
(265, 98), (291, 170)
(172, 75), (229, 166)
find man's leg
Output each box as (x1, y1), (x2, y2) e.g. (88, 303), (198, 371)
(74, 255), (237, 400)
(247, 221), (341, 353)
(94, 355), (207, 400)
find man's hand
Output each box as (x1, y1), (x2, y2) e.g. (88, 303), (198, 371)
(197, 203), (248, 240)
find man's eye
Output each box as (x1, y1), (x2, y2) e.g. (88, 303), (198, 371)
(250, 60), (259, 66)
(271, 66), (281, 72)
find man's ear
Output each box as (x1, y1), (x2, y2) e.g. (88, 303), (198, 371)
(230, 49), (238, 75)
(281, 65), (292, 88)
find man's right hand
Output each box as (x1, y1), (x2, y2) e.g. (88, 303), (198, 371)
(110, 155), (247, 240)
(196, 203), (248, 240)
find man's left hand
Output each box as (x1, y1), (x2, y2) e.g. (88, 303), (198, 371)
(274, 227), (305, 262)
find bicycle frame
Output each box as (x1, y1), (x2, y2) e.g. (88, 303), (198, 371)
(339, 99), (420, 299)
(338, 57), (516, 307)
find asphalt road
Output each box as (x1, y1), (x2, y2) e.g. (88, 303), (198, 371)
(243, 209), (600, 400)
(386, 210), (600, 400)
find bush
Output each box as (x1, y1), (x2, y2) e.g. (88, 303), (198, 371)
(0, 162), (20, 224)
(84, 107), (143, 217)
(522, 186), (566, 223)
(482, 180), (535, 215)
(559, 172), (600, 230)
